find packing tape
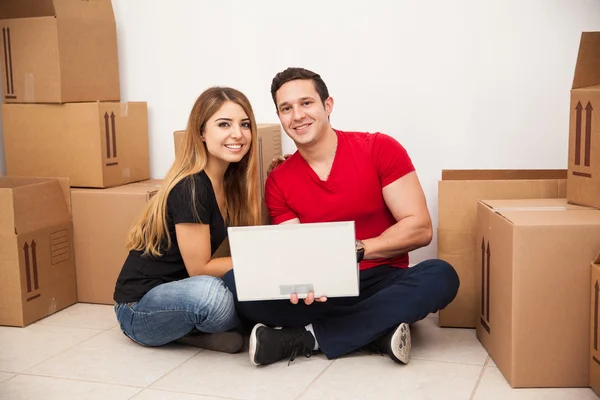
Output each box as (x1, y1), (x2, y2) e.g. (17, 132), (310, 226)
(122, 167), (131, 179)
(47, 297), (57, 316)
(24, 73), (35, 102)
(120, 103), (128, 117)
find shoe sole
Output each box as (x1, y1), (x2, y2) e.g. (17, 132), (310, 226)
(389, 323), (411, 364)
(249, 323), (266, 366)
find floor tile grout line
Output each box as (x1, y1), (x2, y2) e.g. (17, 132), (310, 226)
(19, 328), (106, 374)
(141, 347), (203, 389)
(409, 357), (487, 367)
(469, 356), (490, 400)
(0, 374), (18, 385)
(135, 386), (246, 400)
(1, 371), (147, 389)
(294, 359), (337, 400)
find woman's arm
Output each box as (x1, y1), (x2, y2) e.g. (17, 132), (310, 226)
(175, 223), (232, 277)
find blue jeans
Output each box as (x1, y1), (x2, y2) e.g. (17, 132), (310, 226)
(114, 275), (240, 346)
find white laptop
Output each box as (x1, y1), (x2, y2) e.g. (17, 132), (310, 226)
(227, 221), (360, 301)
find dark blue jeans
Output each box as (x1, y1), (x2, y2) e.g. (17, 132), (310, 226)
(223, 259), (459, 359)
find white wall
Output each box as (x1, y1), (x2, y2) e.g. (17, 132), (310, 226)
(4, 0), (599, 263)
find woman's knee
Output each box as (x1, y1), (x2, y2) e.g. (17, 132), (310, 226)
(187, 276), (238, 332)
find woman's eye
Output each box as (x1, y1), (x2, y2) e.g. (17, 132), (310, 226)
(218, 122), (230, 128)
(241, 122), (251, 129)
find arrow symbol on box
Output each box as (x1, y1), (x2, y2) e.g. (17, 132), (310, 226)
(595, 280), (598, 351)
(31, 240), (39, 290)
(481, 237), (485, 317)
(486, 241), (491, 323)
(23, 242), (31, 292)
(104, 112), (110, 158)
(110, 111), (117, 158)
(585, 102), (593, 167)
(575, 102), (583, 166)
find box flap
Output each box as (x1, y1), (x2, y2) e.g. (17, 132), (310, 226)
(441, 169), (567, 181)
(10, 180), (70, 235)
(572, 32), (600, 89)
(479, 199), (600, 226)
(480, 198), (592, 211)
(0, 0), (56, 19)
(594, 252), (600, 266)
(52, 0), (115, 21)
(500, 209), (600, 227)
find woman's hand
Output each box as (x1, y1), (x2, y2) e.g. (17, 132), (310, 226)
(267, 154), (292, 175)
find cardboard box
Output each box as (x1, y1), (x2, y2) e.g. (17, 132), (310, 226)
(2, 102), (150, 188)
(437, 169), (567, 328)
(475, 198), (600, 388)
(567, 31), (600, 209)
(71, 180), (162, 304)
(591, 254), (600, 395)
(0, 0), (120, 103)
(174, 123), (283, 224)
(0, 177), (76, 327)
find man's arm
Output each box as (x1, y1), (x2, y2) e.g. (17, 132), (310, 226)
(362, 171), (432, 259)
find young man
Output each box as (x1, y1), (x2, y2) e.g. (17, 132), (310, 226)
(222, 67), (459, 366)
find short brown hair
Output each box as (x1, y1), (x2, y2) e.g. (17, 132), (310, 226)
(270, 67), (330, 108)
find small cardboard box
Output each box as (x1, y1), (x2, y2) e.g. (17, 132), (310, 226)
(567, 31), (600, 209)
(0, 0), (120, 103)
(590, 254), (600, 396)
(174, 123), (283, 224)
(0, 177), (76, 327)
(437, 169), (567, 328)
(71, 180), (162, 305)
(475, 198), (600, 388)
(2, 102), (150, 188)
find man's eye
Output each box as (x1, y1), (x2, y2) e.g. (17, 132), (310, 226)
(303, 101), (311, 106)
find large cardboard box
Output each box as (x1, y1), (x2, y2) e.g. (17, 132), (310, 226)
(2, 102), (150, 188)
(475, 198), (600, 388)
(0, 177), (76, 327)
(71, 180), (162, 304)
(567, 31), (600, 209)
(437, 170), (567, 328)
(591, 254), (600, 396)
(174, 123), (283, 224)
(0, 0), (120, 103)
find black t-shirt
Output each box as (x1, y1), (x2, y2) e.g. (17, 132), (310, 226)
(113, 171), (227, 303)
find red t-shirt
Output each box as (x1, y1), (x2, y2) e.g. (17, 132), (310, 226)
(264, 129), (415, 270)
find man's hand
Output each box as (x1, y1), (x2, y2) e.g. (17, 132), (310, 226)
(290, 293), (328, 305)
(267, 154), (292, 175)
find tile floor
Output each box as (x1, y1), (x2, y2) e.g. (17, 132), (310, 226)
(0, 303), (597, 400)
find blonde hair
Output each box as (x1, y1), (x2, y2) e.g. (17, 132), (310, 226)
(127, 87), (261, 257)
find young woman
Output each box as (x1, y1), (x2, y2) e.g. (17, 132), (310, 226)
(113, 87), (261, 353)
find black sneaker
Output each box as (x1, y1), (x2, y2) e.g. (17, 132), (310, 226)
(365, 323), (411, 364)
(249, 323), (316, 366)
(175, 329), (244, 354)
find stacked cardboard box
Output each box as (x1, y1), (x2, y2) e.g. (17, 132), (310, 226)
(0, 0), (285, 311)
(474, 198), (600, 387)
(590, 254), (600, 396)
(0, 177), (76, 327)
(0, 0), (150, 325)
(437, 170), (567, 328)
(440, 32), (600, 389)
